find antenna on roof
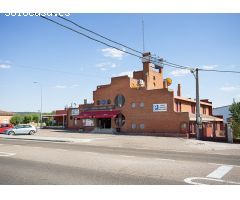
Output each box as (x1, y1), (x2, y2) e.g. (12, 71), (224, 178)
(142, 18), (145, 53)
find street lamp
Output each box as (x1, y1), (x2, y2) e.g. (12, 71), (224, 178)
(33, 82), (42, 128)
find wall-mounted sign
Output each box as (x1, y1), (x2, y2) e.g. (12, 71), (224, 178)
(83, 119), (94, 127)
(153, 104), (167, 112)
(71, 108), (79, 116)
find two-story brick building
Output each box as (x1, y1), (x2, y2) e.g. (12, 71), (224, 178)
(67, 52), (223, 137)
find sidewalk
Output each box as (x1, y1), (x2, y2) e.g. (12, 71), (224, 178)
(1, 128), (240, 155)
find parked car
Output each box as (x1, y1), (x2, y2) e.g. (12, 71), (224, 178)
(4, 124), (37, 135)
(0, 123), (14, 134)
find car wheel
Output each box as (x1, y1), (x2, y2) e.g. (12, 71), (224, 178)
(29, 130), (35, 135)
(8, 131), (14, 135)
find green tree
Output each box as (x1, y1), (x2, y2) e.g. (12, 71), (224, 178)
(229, 101), (240, 138)
(10, 115), (23, 125)
(32, 114), (39, 123)
(22, 115), (32, 124)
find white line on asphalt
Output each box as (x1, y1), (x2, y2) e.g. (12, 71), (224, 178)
(184, 177), (240, 185)
(155, 158), (176, 162)
(206, 165), (233, 179)
(120, 155), (136, 158)
(208, 163), (240, 168)
(0, 151), (16, 157)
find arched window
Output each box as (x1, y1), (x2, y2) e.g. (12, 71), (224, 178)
(114, 95), (125, 107)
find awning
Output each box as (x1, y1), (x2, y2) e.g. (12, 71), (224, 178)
(76, 110), (120, 119)
(76, 111), (94, 119)
(93, 110), (120, 118)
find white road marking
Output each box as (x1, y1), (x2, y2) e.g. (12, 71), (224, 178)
(0, 151), (16, 157)
(120, 155), (136, 158)
(206, 165), (233, 179)
(208, 163), (240, 168)
(184, 177), (240, 185)
(155, 158), (175, 162)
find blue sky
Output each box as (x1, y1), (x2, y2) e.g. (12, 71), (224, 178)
(0, 13), (240, 112)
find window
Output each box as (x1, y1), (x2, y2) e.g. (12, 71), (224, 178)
(107, 99), (111, 104)
(114, 95), (125, 107)
(153, 76), (156, 80)
(131, 123), (136, 129)
(140, 123), (145, 129)
(131, 102), (136, 108)
(96, 100), (100, 105)
(176, 102), (182, 112)
(203, 107), (207, 114)
(140, 102), (144, 108)
(191, 104), (195, 114)
(153, 82), (156, 87)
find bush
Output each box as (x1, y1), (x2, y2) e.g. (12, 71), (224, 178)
(10, 115), (23, 125)
(32, 114), (39, 123)
(22, 115), (32, 124)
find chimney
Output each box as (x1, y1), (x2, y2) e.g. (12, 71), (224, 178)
(177, 84), (181, 96)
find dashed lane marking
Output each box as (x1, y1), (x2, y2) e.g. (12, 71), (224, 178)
(206, 165), (233, 179)
(208, 163), (240, 168)
(155, 158), (176, 162)
(0, 151), (16, 157)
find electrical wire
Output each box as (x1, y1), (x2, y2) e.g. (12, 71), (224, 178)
(40, 15), (142, 60)
(56, 14), (143, 55)
(40, 15), (240, 75)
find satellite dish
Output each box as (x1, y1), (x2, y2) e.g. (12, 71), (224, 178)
(166, 78), (172, 86)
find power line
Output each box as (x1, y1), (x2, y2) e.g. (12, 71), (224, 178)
(198, 68), (240, 74)
(56, 14), (143, 55)
(40, 16), (240, 75)
(39, 15), (142, 60)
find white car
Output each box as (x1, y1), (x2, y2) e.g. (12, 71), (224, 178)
(5, 124), (37, 135)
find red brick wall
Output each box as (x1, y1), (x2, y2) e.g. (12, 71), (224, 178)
(93, 75), (189, 135)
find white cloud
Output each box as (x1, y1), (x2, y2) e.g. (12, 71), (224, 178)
(54, 85), (67, 89)
(69, 84), (79, 88)
(110, 63), (116, 68)
(201, 65), (218, 70)
(117, 71), (133, 78)
(220, 86), (240, 92)
(170, 69), (190, 77)
(0, 63), (11, 69)
(96, 62), (117, 70)
(101, 48), (125, 59)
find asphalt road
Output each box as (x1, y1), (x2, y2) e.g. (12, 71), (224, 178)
(0, 138), (240, 185)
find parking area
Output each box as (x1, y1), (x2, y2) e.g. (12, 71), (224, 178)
(1, 128), (240, 155)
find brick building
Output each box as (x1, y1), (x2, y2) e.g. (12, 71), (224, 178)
(67, 52), (223, 137)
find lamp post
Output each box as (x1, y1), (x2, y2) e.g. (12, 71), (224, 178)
(33, 82), (42, 128)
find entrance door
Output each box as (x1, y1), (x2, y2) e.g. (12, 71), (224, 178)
(97, 118), (111, 129)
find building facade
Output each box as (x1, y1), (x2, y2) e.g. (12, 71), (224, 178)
(0, 110), (13, 124)
(67, 52), (223, 137)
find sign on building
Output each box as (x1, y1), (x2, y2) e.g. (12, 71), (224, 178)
(83, 119), (94, 127)
(153, 104), (167, 112)
(71, 108), (79, 116)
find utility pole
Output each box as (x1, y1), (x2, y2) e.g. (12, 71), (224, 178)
(191, 68), (202, 140)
